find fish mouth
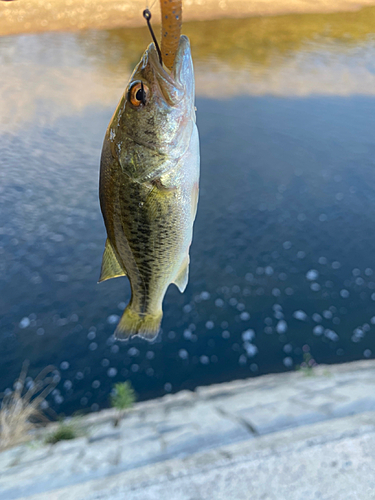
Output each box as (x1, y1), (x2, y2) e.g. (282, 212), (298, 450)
(147, 36), (194, 106)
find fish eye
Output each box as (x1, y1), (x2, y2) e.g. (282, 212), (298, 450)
(128, 82), (149, 107)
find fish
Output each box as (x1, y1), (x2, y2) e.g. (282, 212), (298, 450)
(99, 35), (200, 341)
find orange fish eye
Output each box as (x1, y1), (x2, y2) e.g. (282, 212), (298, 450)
(128, 82), (149, 107)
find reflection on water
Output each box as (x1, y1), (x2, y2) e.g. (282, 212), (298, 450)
(2, 9), (375, 414)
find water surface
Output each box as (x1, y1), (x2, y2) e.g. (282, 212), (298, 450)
(2, 9), (375, 414)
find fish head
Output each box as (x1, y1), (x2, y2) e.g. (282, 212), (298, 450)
(109, 36), (196, 179)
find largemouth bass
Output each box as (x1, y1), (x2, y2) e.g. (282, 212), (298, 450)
(99, 36), (199, 341)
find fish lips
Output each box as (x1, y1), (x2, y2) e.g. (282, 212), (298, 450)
(145, 35), (195, 107)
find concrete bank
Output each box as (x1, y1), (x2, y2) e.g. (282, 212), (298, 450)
(1, 359), (375, 499)
(2, 0), (375, 37)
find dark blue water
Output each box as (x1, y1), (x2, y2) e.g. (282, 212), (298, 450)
(1, 27), (375, 415)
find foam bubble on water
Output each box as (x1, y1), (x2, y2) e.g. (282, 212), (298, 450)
(240, 312), (250, 321)
(92, 380), (100, 389)
(276, 320), (288, 334)
(297, 251), (306, 259)
(364, 349), (372, 358)
(264, 327), (273, 334)
(37, 328), (45, 336)
(107, 367), (117, 377)
(200, 355), (209, 365)
(311, 283), (321, 292)
(178, 349), (188, 360)
(19, 317), (30, 329)
(87, 331), (96, 340)
(365, 268), (373, 276)
(272, 288), (281, 297)
(164, 383), (172, 392)
(285, 287), (294, 296)
(306, 269), (319, 281)
(283, 357), (293, 367)
(63, 380), (72, 390)
(183, 329), (192, 340)
(89, 342), (97, 351)
(245, 273), (254, 282)
(244, 343), (258, 357)
(146, 351), (154, 360)
(183, 304), (192, 313)
(283, 241), (292, 250)
(340, 289), (350, 298)
(80, 397), (88, 406)
(355, 277), (365, 286)
(352, 268), (361, 277)
(200, 291), (210, 300)
(332, 261), (341, 269)
(279, 273), (287, 281)
(215, 298), (224, 308)
(312, 313), (322, 323)
(60, 361), (69, 370)
(222, 330), (230, 339)
(101, 359), (109, 367)
(237, 303), (245, 312)
(75, 371), (84, 380)
(313, 325), (324, 336)
(319, 214), (328, 222)
(325, 329), (339, 341)
(54, 395), (64, 405)
(265, 266), (274, 276)
(107, 314), (119, 325)
(293, 309), (308, 321)
(283, 344), (293, 353)
(128, 347), (139, 357)
(250, 363), (258, 372)
(229, 298), (238, 306)
(168, 331), (176, 339)
(239, 354), (247, 365)
(131, 364), (139, 372)
(111, 345), (119, 354)
(205, 321), (214, 330)
(242, 329), (255, 342)
(323, 310), (333, 319)
(318, 257), (328, 265)
(274, 310), (284, 320)
(91, 404), (99, 412)
(146, 368), (154, 376)
(256, 267), (264, 275)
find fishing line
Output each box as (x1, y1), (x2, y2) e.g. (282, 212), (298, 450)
(143, 9), (163, 65)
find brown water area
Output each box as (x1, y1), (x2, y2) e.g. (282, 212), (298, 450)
(1, 0), (375, 37)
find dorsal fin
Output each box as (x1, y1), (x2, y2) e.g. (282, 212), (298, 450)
(98, 239), (127, 283)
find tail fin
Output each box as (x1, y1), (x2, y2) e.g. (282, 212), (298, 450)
(114, 306), (162, 341)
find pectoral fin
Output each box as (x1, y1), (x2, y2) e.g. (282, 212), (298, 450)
(98, 239), (126, 283)
(173, 256), (189, 293)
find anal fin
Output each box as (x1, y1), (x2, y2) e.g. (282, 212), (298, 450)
(98, 239), (127, 283)
(173, 255), (189, 293)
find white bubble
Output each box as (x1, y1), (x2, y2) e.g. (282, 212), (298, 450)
(205, 321), (214, 330)
(293, 310), (308, 321)
(146, 351), (154, 360)
(239, 354), (247, 365)
(128, 347), (139, 356)
(313, 325), (324, 336)
(107, 315), (119, 325)
(355, 277), (365, 286)
(319, 213), (327, 222)
(89, 342), (98, 351)
(229, 298), (238, 306)
(283, 344), (293, 353)
(178, 349), (188, 359)
(318, 257), (328, 265)
(183, 304), (192, 313)
(340, 289), (350, 298)
(283, 241), (292, 250)
(200, 355), (209, 365)
(237, 303), (245, 311)
(168, 331), (176, 339)
(107, 367), (117, 377)
(111, 345), (119, 354)
(323, 310), (333, 319)
(54, 395), (64, 405)
(365, 268), (373, 277)
(306, 269), (319, 281)
(87, 331), (96, 340)
(91, 403), (99, 412)
(63, 380), (72, 390)
(131, 364), (139, 372)
(37, 328), (45, 336)
(19, 317), (30, 329)
(297, 251), (306, 259)
(240, 312), (250, 321)
(222, 330), (230, 339)
(60, 361), (69, 370)
(250, 363), (258, 372)
(245, 273), (254, 282)
(101, 359), (109, 367)
(283, 357), (293, 367)
(265, 266), (274, 276)
(332, 261), (341, 269)
(312, 313), (322, 323)
(242, 329), (255, 342)
(164, 383), (172, 392)
(183, 329), (192, 339)
(244, 343), (258, 357)
(117, 302), (126, 311)
(256, 267), (264, 275)
(311, 283), (321, 292)
(92, 380), (100, 389)
(272, 288), (281, 297)
(75, 371), (84, 380)
(232, 285), (241, 293)
(276, 320), (288, 334)
(200, 291), (210, 300)
(364, 349), (372, 358)
(325, 329), (339, 341)
(215, 298), (224, 307)
(80, 397), (88, 406)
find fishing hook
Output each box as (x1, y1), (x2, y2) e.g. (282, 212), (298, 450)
(143, 9), (163, 65)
